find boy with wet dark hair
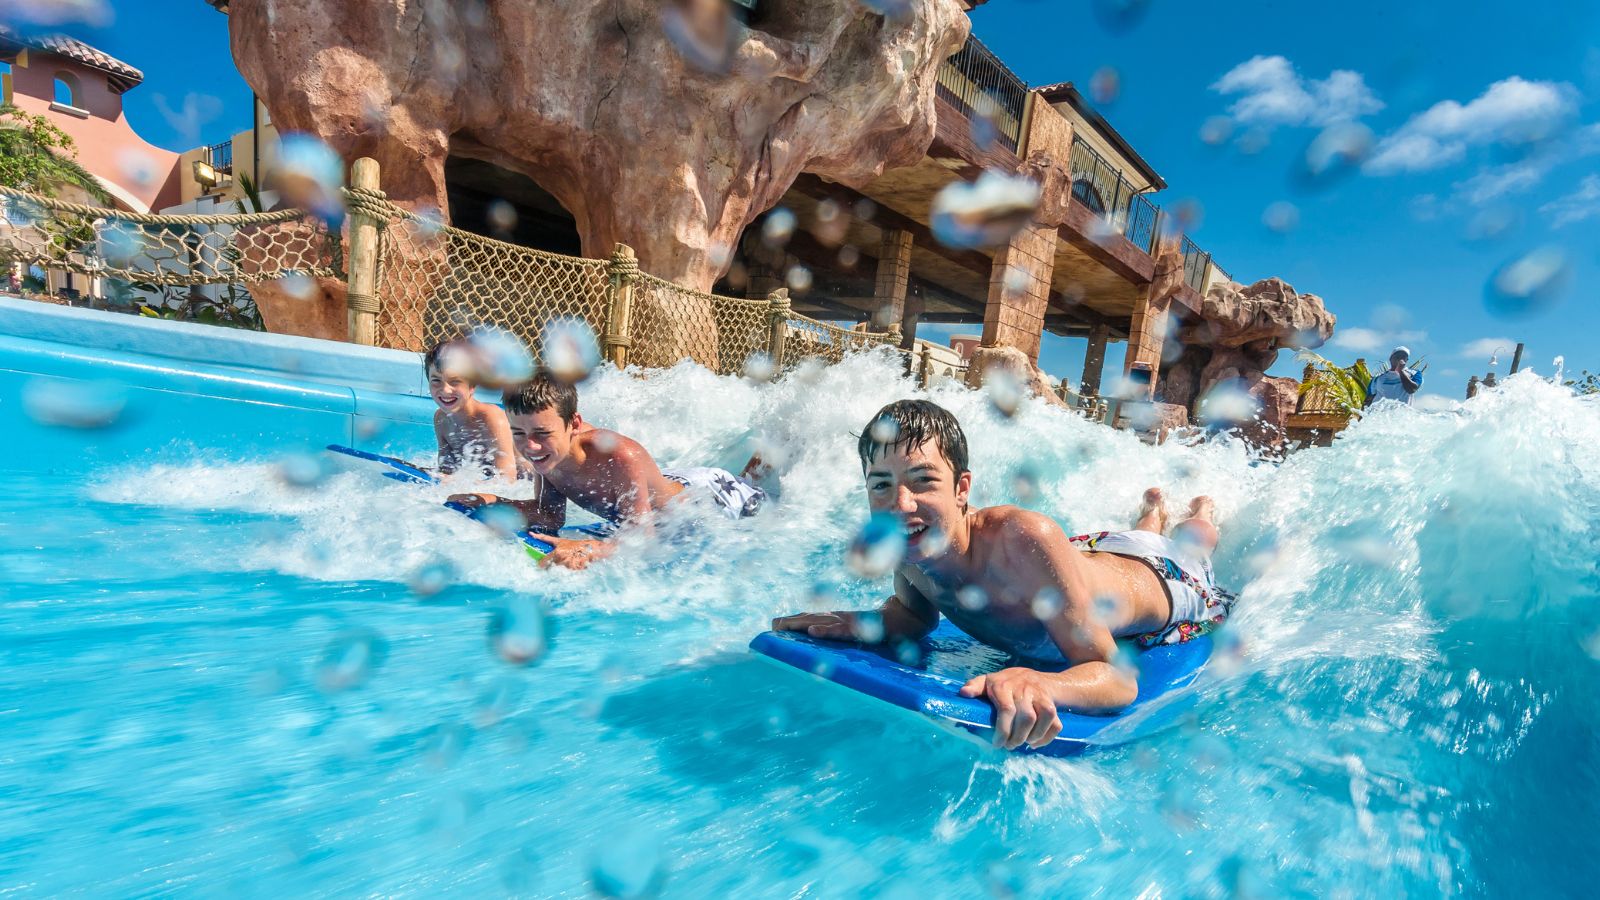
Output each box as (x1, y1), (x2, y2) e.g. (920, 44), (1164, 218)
(424, 339), (518, 482)
(774, 399), (1233, 749)
(449, 370), (765, 569)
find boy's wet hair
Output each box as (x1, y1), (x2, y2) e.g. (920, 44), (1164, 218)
(423, 339), (466, 377)
(858, 399), (969, 477)
(503, 370), (579, 424)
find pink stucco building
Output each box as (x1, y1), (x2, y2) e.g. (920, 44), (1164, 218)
(1, 27), (182, 212)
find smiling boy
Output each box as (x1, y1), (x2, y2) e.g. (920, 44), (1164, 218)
(426, 340), (518, 482)
(448, 372), (765, 569)
(771, 400), (1234, 750)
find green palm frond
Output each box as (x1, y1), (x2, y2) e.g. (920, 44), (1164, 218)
(1297, 351), (1368, 417)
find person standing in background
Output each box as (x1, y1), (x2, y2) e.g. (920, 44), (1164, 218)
(1366, 346), (1425, 406)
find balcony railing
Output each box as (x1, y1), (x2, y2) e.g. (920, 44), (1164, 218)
(935, 36), (1028, 154)
(1180, 236), (1213, 293)
(1068, 135), (1157, 254)
(206, 140), (233, 175)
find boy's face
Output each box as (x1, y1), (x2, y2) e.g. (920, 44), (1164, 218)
(427, 364), (474, 413)
(509, 407), (579, 475)
(864, 439), (971, 564)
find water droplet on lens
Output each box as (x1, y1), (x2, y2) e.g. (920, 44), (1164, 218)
(916, 524), (951, 557)
(846, 512), (907, 579)
(1011, 464), (1041, 506)
(408, 559), (456, 598)
(869, 415), (900, 444)
(591, 828), (666, 899)
(852, 612), (885, 643)
(1262, 201), (1299, 233)
(315, 629), (386, 692)
(277, 451), (333, 488)
(21, 378), (127, 429)
(1485, 246), (1570, 318)
(477, 502), (529, 538)
(1091, 593), (1122, 624)
(1089, 66), (1120, 104)
(488, 597), (550, 666)
(276, 133), (346, 224)
(594, 431), (620, 452)
(985, 370), (1025, 418)
(485, 199), (517, 233)
(743, 351), (776, 383)
(957, 585), (988, 611)
(837, 244), (861, 268)
(1197, 379), (1259, 428)
(465, 325), (536, 388)
(1199, 115), (1234, 146)
(279, 271), (318, 300)
(985, 858), (1027, 898)
(1030, 588), (1064, 621)
(660, 0), (737, 73)
(858, 0), (914, 18)
(762, 208), (797, 247)
(1299, 122), (1373, 185)
(540, 317), (601, 383)
(785, 264), (813, 293)
(931, 170), (1041, 250)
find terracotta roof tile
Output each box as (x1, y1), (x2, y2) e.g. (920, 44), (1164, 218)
(0, 25), (144, 91)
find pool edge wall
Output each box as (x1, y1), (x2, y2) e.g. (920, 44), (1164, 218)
(0, 295), (437, 469)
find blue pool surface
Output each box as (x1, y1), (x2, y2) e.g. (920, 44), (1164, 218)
(2, 295), (1597, 896)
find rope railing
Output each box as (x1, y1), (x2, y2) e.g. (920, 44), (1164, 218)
(0, 160), (901, 375)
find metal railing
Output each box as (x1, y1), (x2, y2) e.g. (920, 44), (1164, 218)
(207, 140), (233, 175)
(1179, 235), (1211, 293)
(1068, 136), (1158, 254)
(935, 36), (1028, 154)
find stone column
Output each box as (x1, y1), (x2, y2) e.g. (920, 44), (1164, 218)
(1081, 323), (1109, 397)
(899, 290), (924, 349)
(873, 228), (913, 327)
(980, 222), (1058, 363)
(1123, 235), (1184, 397)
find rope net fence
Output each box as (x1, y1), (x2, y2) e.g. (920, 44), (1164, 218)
(366, 201), (611, 353)
(0, 185), (341, 293)
(0, 177), (904, 378)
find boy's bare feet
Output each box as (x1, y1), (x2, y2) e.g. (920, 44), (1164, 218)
(1134, 487), (1169, 534)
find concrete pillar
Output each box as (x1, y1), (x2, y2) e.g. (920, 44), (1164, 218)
(1081, 323), (1109, 397)
(899, 290), (924, 350)
(873, 228), (913, 327)
(980, 222), (1058, 363)
(1123, 234), (1184, 397)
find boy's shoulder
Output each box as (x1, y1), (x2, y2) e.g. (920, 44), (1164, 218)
(973, 505), (1067, 547)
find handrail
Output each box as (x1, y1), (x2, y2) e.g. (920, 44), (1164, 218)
(935, 35), (1028, 154)
(1068, 135), (1157, 254)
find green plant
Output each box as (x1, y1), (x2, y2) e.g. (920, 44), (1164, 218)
(1297, 351), (1373, 417)
(1566, 370), (1599, 396)
(0, 105), (112, 202)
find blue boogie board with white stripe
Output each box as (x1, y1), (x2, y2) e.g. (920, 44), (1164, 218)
(750, 621), (1212, 757)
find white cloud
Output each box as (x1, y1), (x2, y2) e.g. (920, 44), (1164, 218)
(1460, 337), (1517, 360)
(1453, 159), (1551, 205)
(1365, 77), (1580, 174)
(1331, 326), (1426, 354)
(1211, 56), (1383, 128)
(1538, 174), (1600, 228)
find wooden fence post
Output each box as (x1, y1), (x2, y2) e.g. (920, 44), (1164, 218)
(917, 344), (933, 388)
(767, 288), (791, 369)
(604, 243), (638, 368)
(344, 157), (383, 346)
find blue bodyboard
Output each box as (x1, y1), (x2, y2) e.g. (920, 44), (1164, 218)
(750, 621), (1212, 757)
(326, 444), (611, 555)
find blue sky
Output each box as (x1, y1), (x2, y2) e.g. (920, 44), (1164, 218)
(50, 0), (1600, 396)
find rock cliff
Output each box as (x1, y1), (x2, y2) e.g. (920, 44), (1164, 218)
(227, 0), (969, 341)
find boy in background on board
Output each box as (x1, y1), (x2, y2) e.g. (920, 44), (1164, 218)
(1365, 346), (1425, 406)
(448, 371), (765, 570)
(425, 339), (519, 482)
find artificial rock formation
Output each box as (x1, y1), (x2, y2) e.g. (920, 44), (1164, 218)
(1158, 276), (1337, 451)
(227, 0), (970, 344)
(965, 345), (1068, 409)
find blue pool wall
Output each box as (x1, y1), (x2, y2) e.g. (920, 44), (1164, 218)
(0, 294), (445, 469)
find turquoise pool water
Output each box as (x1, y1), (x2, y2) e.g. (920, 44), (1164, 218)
(2, 310), (1597, 896)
